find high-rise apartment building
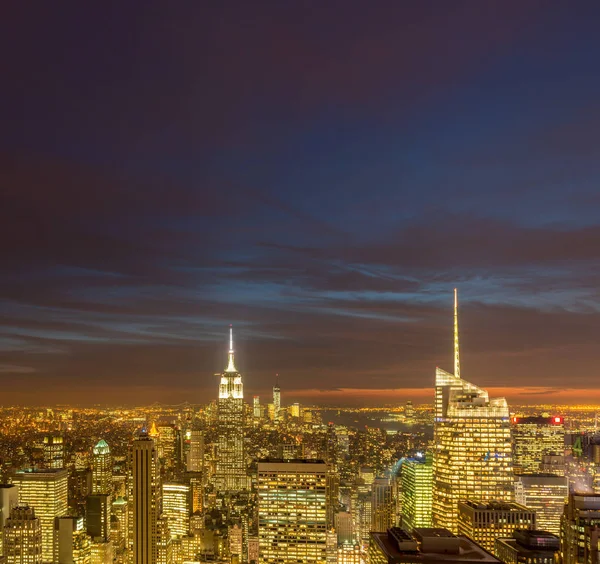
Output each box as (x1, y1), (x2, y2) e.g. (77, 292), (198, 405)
(215, 327), (247, 492)
(12, 468), (68, 563)
(433, 290), (513, 533)
(1, 484), (19, 558)
(257, 460), (328, 564)
(91, 440), (111, 496)
(131, 432), (160, 564)
(273, 375), (281, 424)
(162, 483), (190, 539)
(560, 493), (600, 564)
(3, 506), (43, 564)
(511, 416), (565, 474)
(514, 474), (568, 535)
(43, 434), (64, 469)
(457, 500), (536, 552)
(401, 455), (433, 531)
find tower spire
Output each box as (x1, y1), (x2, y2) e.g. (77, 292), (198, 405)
(225, 324), (237, 372)
(454, 288), (460, 379)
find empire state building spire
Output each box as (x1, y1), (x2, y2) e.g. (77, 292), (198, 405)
(225, 325), (237, 373)
(454, 288), (460, 379)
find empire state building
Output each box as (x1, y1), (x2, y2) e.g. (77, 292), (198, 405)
(215, 326), (248, 492)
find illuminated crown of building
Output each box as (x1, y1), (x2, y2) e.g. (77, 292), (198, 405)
(93, 439), (110, 455)
(225, 325), (237, 373)
(219, 325), (243, 400)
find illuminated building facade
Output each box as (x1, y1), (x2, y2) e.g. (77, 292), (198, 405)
(12, 468), (68, 563)
(273, 375), (281, 424)
(55, 516), (91, 564)
(1, 484), (19, 558)
(185, 431), (203, 473)
(215, 327), (247, 492)
(433, 290), (513, 533)
(162, 483), (190, 538)
(131, 432), (160, 564)
(3, 506), (42, 564)
(457, 500), (536, 552)
(560, 493), (600, 564)
(86, 494), (110, 541)
(253, 396), (260, 419)
(92, 440), (112, 496)
(372, 477), (394, 532)
(514, 474), (568, 535)
(401, 455), (433, 531)
(257, 460), (328, 564)
(511, 416), (565, 474)
(43, 434), (64, 469)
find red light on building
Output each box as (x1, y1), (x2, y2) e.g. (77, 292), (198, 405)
(553, 416), (562, 424)
(512, 417), (518, 423)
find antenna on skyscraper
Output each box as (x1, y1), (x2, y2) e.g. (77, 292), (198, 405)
(454, 288), (460, 379)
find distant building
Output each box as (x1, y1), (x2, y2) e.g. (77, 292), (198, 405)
(273, 375), (281, 423)
(457, 500), (536, 552)
(514, 474), (568, 535)
(401, 455), (433, 531)
(511, 416), (565, 474)
(43, 434), (64, 469)
(372, 477), (394, 532)
(433, 290), (513, 533)
(185, 431), (203, 473)
(369, 526), (502, 563)
(0, 484), (19, 558)
(494, 529), (559, 564)
(3, 506), (42, 564)
(560, 492), (600, 564)
(12, 468), (68, 563)
(257, 460), (327, 563)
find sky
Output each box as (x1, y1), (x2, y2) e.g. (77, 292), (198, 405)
(2, 2), (600, 406)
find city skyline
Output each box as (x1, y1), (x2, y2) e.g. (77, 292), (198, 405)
(3, 3), (600, 406)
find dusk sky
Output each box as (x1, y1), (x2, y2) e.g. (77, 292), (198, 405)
(2, 2), (600, 406)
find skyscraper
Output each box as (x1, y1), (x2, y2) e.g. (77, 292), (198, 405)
(273, 374), (281, 424)
(432, 290), (513, 533)
(371, 477), (394, 533)
(12, 468), (68, 563)
(55, 516), (91, 564)
(92, 440), (112, 496)
(215, 326), (247, 492)
(511, 416), (565, 474)
(401, 455), (433, 531)
(131, 432), (160, 564)
(560, 492), (600, 564)
(185, 431), (203, 473)
(162, 483), (190, 539)
(3, 506), (43, 564)
(257, 460), (328, 563)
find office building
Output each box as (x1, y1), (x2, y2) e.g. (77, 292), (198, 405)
(91, 440), (111, 496)
(372, 477), (395, 532)
(86, 494), (110, 541)
(560, 493), (600, 564)
(1, 484), (19, 557)
(89, 540), (112, 564)
(494, 530), (559, 564)
(12, 468), (68, 563)
(457, 501), (536, 553)
(514, 474), (568, 535)
(337, 542), (361, 564)
(511, 416), (565, 474)
(273, 375), (281, 424)
(433, 290), (513, 533)
(215, 327), (247, 492)
(257, 460), (327, 564)
(369, 527), (502, 563)
(162, 483), (190, 539)
(335, 511), (353, 544)
(401, 455), (433, 531)
(3, 506), (43, 564)
(131, 432), (160, 564)
(43, 435), (64, 469)
(185, 431), (203, 473)
(55, 516), (91, 564)
(253, 396), (261, 419)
